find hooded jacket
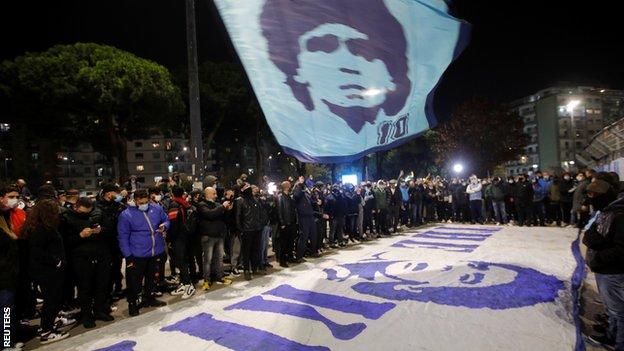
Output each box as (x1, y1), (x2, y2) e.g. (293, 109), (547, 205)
(117, 204), (169, 258)
(583, 194), (624, 274)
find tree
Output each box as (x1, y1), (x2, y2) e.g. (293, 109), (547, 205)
(430, 98), (528, 176)
(0, 43), (184, 180)
(197, 61), (252, 153)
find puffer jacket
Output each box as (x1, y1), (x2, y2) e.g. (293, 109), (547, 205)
(236, 195), (263, 232)
(117, 204), (170, 258)
(583, 195), (624, 274)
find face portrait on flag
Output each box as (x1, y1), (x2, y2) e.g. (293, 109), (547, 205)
(260, 0), (410, 133)
(325, 259), (565, 310)
(214, 0), (469, 162)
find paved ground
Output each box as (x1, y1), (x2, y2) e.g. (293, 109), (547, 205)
(21, 224), (609, 350)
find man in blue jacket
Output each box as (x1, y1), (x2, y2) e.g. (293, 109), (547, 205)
(117, 189), (170, 316)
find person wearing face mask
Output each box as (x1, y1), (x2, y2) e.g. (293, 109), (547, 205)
(572, 172), (590, 227)
(59, 197), (112, 328)
(582, 179), (624, 349)
(96, 183), (126, 305)
(293, 176), (317, 259)
(513, 176), (534, 226)
(559, 172), (574, 227)
(117, 189), (169, 317)
(236, 183), (264, 280)
(325, 184), (348, 248)
(465, 175), (483, 224)
(0, 186), (29, 348)
(123, 175), (143, 194)
(148, 187), (164, 205)
(505, 177), (517, 224)
(373, 180), (390, 236)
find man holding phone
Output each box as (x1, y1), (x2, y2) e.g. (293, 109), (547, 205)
(117, 189), (170, 317)
(60, 197), (112, 328)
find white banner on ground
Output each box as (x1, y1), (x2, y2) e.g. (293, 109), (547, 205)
(41, 225), (584, 351)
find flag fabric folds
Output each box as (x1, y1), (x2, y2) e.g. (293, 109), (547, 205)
(214, 0), (470, 163)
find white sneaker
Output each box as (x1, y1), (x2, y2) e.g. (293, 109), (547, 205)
(181, 285), (196, 300)
(170, 285), (187, 296)
(40, 330), (69, 344)
(54, 316), (76, 328)
(3, 341), (24, 350)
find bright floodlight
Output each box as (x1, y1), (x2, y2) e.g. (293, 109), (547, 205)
(453, 163), (463, 174)
(342, 174), (358, 186)
(566, 100), (580, 111)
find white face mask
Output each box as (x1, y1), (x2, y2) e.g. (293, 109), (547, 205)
(7, 198), (19, 209)
(154, 195), (162, 202)
(138, 203), (149, 212)
(564, 176), (571, 180)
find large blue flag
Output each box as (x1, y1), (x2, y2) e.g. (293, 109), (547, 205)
(214, 0), (470, 163)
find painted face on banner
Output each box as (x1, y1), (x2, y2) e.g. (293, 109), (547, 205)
(296, 24), (396, 111)
(325, 258), (564, 309)
(215, 0), (468, 162)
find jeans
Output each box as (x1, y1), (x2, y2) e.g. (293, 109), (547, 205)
(260, 226), (272, 266)
(532, 201), (546, 225)
(469, 199), (483, 223)
(297, 216), (316, 259)
(411, 203), (422, 225)
(330, 216), (346, 244)
(596, 273), (624, 350)
(492, 200), (508, 224)
(241, 230), (261, 273)
(200, 236), (224, 281)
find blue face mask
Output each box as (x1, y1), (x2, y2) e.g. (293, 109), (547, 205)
(114, 194), (123, 203)
(138, 204), (149, 212)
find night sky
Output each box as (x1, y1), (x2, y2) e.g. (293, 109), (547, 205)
(1, 0), (621, 120)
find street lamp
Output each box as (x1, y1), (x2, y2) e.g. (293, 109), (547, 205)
(566, 100), (581, 168)
(452, 163), (464, 175)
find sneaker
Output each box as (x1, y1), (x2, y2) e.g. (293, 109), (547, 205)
(152, 291), (163, 297)
(109, 304), (118, 312)
(40, 330), (69, 344)
(279, 261), (289, 268)
(215, 277), (232, 285)
(165, 275), (180, 285)
(171, 285), (187, 296)
(231, 268), (241, 277)
(181, 285), (196, 300)
(202, 281), (211, 291)
(588, 333), (615, 347)
(54, 316), (76, 328)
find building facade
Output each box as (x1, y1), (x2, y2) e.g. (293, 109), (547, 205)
(506, 86), (624, 175)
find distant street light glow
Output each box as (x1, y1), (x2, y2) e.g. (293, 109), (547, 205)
(453, 163), (463, 174)
(566, 100), (580, 112)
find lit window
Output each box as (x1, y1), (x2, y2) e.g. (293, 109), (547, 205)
(136, 165), (144, 172)
(152, 141), (160, 148)
(31, 153), (39, 160)
(165, 141), (172, 150)
(0, 123), (10, 132)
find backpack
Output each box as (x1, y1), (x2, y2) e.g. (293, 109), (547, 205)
(167, 203), (198, 242)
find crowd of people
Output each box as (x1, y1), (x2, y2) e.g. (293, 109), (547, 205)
(1, 167), (623, 350)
